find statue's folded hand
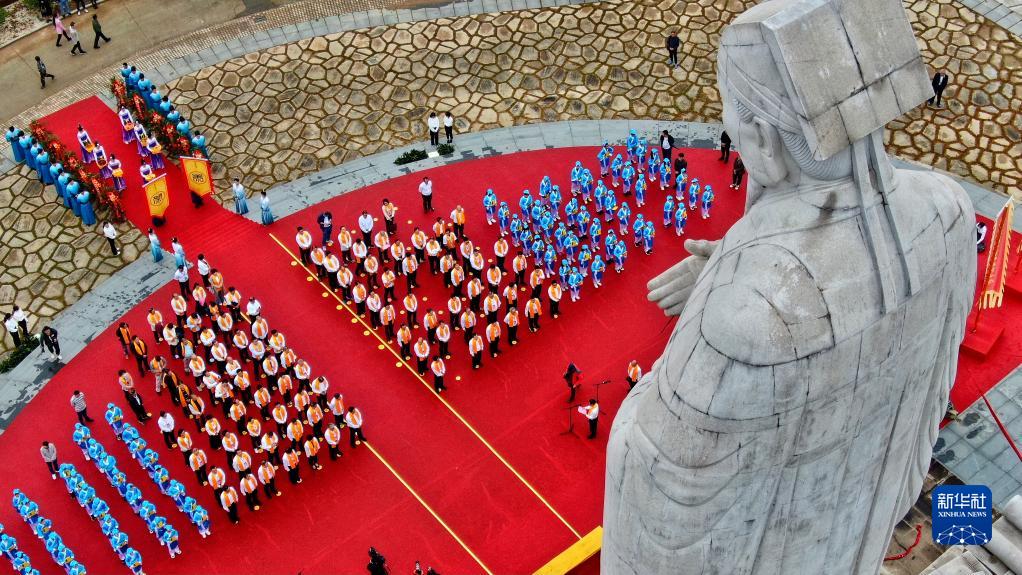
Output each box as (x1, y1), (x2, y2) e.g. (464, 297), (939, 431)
(647, 239), (719, 317)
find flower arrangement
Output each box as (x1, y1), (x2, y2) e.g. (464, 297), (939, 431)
(28, 120), (126, 222)
(111, 77), (197, 160)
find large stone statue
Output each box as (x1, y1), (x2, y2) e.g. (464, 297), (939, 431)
(602, 0), (977, 573)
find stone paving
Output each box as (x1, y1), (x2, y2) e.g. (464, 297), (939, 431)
(955, 0), (1022, 36)
(0, 164), (146, 356)
(156, 0), (1022, 207)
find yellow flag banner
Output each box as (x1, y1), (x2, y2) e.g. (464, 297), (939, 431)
(143, 174), (170, 218)
(180, 155), (213, 197)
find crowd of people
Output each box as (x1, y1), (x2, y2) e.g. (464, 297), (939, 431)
(9, 489), (86, 575)
(104, 261), (364, 526)
(55, 461), (149, 574)
(295, 129), (728, 398)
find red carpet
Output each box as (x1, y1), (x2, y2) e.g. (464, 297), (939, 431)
(949, 214), (1022, 414)
(37, 97), (249, 252)
(1, 94), (1007, 575)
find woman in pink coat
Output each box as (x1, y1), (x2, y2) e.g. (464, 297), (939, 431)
(53, 14), (71, 47)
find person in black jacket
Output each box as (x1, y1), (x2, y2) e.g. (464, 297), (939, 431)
(719, 130), (732, 163)
(731, 157), (746, 190)
(666, 31), (680, 68)
(659, 130), (675, 161)
(928, 71), (949, 108)
(126, 389), (151, 422)
(673, 152), (687, 176)
(564, 363), (582, 403)
(41, 326), (61, 361)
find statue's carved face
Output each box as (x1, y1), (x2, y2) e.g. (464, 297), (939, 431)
(720, 85), (787, 203)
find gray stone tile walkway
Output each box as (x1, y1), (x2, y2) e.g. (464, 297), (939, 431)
(956, 0), (1022, 36)
(935, 378), (1022, 511)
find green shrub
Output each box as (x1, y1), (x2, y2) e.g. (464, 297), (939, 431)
(437, 143), (455, 156)
(0, 336), (41, 374)
(0, 8), (8, 27)
(394, 149), (428, 165)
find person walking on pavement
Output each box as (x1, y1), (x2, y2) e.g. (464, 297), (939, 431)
(91, 14), (111, 49)
(928, 70), (950, 108)
(53, 14), (71, 47)
(70, 390), (94, 424)
(36, 56), (56, 89)
(41, 326), (62, 361)
(719, 130), (731, 163)
(68, 22), (86, 55)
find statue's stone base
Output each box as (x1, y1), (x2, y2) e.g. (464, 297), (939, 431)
(882, 462), (963, 575)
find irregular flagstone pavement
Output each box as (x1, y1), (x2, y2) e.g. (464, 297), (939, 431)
(0, 166), (147, 355)
(162, 0), (1021, 206)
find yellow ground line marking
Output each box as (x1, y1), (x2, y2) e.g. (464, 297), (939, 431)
(365, 441), (494, 575)
(268, 233), (583, 540)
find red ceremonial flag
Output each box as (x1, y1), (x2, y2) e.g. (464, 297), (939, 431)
(978, 198), (1014, 313)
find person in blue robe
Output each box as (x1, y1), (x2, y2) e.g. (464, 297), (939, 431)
(147, 229), (163, 262)
(5, 128), (24, 163)
(65, 180), (81, 217)
(259, 191), (274, 225)
(77, 190), (96, 225)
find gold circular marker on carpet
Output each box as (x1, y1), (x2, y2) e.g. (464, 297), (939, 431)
(406, 219), (413, 225)
(422, 296), (428, 302)
(335, 305), (342, 310)
(362, 330), (370, 336)
(399, 310), (406, 315)
(377, 344), (384, 350)
(487, 258), (493, 263)
(350, 318), (358, 324)
(290, 261), (298, 267)
(306, 277), (313, 282)
(395, 362), (403, 367)
(455, 376), (462, 381)
(438, 310), (444, 315)
(321, 292), (328, 297)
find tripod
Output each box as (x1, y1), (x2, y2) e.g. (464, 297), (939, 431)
(561, 404), (579, 436)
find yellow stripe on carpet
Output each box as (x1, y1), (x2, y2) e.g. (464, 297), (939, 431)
(534, 527), (603, 575)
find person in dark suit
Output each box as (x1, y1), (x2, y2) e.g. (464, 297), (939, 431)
(928, 71), (949, 107)
(665, 31), (680, 68)
(659, 130), (675, 161)
(719, 130), (732, 163)
(731, 157), (746, 190)
(317, 211), (333, 247)
(126, 389), (151, 422)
